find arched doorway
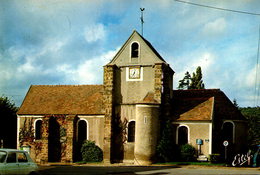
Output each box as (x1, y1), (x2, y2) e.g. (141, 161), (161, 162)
(78, 119), (87, 145)
(222, 121), (234, 143)
(48, 117), (61, 162)
(177, 125), (188, 145)
(75, 119), (88, 161)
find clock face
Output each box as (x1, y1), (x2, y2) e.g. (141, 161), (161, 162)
(129, 67), (140, 79)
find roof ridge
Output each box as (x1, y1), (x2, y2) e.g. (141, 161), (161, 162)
(32, 84), (103, 87)
(173, 88), (220, 91)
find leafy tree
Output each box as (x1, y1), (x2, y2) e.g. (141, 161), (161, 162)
(178, 72), (191, 90)
(0, 96), (18, 148)
(178, 66), (205, 90)
(240, 107), (260, 148)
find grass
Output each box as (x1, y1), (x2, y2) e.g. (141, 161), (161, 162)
(156, 162), (226, 166)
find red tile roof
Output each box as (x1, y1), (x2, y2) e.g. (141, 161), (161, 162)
(140, 92), (159, 104)
(171, 89), (245, 121)
(17, 85), (104, 115)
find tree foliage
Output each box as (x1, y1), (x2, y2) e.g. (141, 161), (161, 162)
(178, 66), (205, 90)
(240, 107), (260, 148)
(0, 96), (18, 148)
(156, 120), (177, 162)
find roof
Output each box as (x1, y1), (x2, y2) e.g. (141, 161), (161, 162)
(17, 85), (104, 115)
(139, 92), (159, 104)
(171, 89), (246, 121)
(108, 30), (167, 65)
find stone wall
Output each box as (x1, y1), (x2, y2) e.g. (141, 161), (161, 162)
(103, 65), (116, 163)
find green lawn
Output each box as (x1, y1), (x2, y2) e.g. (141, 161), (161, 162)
(155, 162), (225, 166)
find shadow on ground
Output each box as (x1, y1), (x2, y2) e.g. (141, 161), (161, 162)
(37, 165), (181, 175)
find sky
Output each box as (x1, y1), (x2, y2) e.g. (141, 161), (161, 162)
(0, 0), (260, 107)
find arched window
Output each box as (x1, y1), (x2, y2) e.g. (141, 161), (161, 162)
(177, 125), (188, 145)
(78, 119), (88, 144)
(131, 42), (139, 58)
(35, 119), (42, 140)
(128, 121), (135, 142)
(222, 121), (235, 143)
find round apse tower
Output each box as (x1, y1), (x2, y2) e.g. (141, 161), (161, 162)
(134, 103), (160, 165)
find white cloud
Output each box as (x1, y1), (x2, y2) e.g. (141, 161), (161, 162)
(75, 48), (118, 84)
(173, 51), (216, 89)
(202, 18), (227, 36)
(17, 61), (35, 74)
(56, 48), (119, 84)
(84, 23), (106, 43)
(245, 65), (258, 88)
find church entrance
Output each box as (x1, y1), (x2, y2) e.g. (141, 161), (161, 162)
(48, 117), (61, 162)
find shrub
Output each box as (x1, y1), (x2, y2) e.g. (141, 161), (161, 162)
(209, 154), (221, 163)
(81, 140), (103, 162)
(180, 144), (196, 161)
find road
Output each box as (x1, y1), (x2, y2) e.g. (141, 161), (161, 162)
(38, 165), (260, 175)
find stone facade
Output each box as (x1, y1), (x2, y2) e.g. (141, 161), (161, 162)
(103, 65), (116, 163)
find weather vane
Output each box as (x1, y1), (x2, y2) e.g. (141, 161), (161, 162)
(140, 8), (145, 36)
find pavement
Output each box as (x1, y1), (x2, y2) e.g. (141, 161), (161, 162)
(38, 163), (260, 175)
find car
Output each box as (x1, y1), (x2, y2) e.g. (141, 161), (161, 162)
(0, 148), (38, 175)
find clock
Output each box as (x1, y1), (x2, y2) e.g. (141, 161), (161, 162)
(129, 67), (140, 79)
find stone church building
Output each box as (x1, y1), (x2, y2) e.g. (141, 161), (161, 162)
(17, 30), (247, 164)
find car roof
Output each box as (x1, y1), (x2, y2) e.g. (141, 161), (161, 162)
(0, 148), (27, 153)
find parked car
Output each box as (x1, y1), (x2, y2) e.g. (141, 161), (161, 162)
(0, 148), (38, 175)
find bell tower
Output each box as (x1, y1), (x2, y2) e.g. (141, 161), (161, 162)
(103, 30), (174, 164)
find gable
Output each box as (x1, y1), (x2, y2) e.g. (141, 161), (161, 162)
(17, 85), (104, 115)
(108, 30), (166, 66)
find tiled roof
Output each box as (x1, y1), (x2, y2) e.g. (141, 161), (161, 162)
(140, 92), (159, 104)
(17, 85), (104, 115)
(171, 89), (246, 121)
(173, 97), (214, 121)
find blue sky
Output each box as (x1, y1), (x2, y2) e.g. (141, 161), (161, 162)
(0, 0), (259, 107)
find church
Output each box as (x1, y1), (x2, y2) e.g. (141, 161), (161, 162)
(17, 30), (247, 165)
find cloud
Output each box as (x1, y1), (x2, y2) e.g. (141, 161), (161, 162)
(202, 18), (227, 37)
(84, 23), (106, 43)
(56, 48), (119, 84)
(1, 0), (259, 108)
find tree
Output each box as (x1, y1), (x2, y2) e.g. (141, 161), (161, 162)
(178, 66), (205, 90)
(240, 107), (260, 149)
(0, 96), (18, 148)
(189, 66), (205, 89)
(178, 72), (191, 90)
(233, 99), (239, 108)
(156, 120), (178, 162)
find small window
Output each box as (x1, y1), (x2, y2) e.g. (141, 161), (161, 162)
(35, 120), (42, 140)
(17, 152), (28, 163)
(131, 42), (139, 58)
(7, 152), (16, 163)
(128, 121), (135, 142)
